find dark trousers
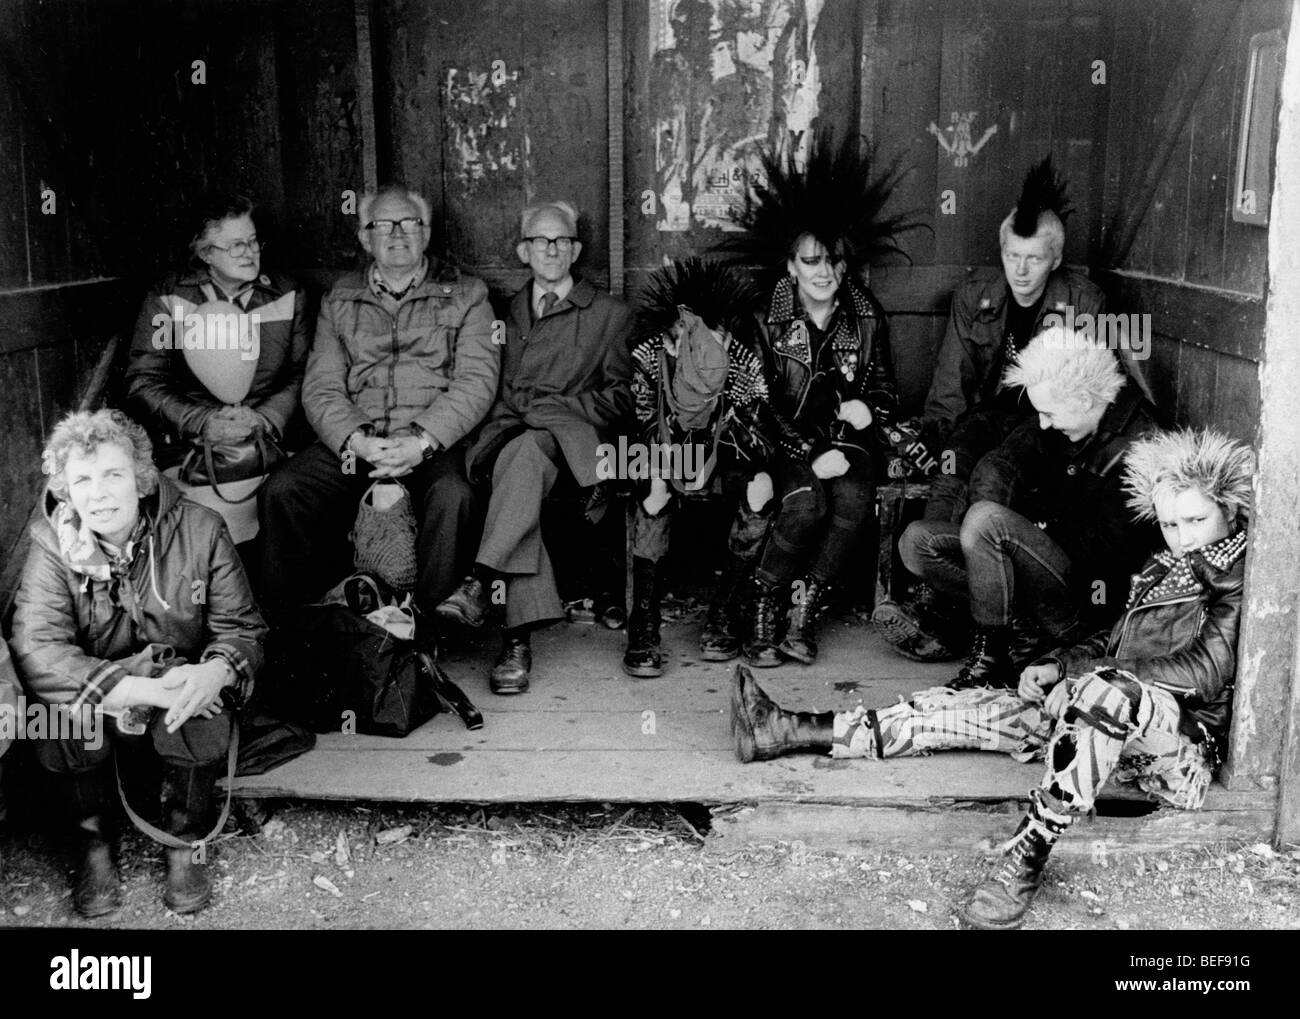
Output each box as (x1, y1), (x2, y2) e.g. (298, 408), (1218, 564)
(899, 499), (1083, 638)
(258, 441), (481, 618)
(630, 461), (760, 564)
(755, 447), (876, 590)
(32, 709), (232, 775)
(34, 708), (231, 836)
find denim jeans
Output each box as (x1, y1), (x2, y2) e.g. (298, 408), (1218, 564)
(899, 499), (1082, 636)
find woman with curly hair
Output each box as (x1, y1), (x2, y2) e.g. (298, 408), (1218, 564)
(10, 409), (265, 917)
(729, 427), (1253, 930)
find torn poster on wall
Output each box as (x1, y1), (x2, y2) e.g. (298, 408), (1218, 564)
(443, 66), (526, 194)
(649, 0), (825, 232)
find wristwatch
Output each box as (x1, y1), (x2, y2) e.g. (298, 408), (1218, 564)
(411, 424), (438, 462)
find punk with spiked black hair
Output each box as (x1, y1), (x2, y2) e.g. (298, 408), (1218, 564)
(621, 258), (777, 677)
(716, 128), (925, 281)
(709, 129), (913, 670)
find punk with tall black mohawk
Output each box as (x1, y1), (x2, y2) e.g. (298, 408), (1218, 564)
(714, 128), (918, 669)
(871, 154), (1109, 666)
(715, 127), (925, 283)
(620, 258), (777, 678)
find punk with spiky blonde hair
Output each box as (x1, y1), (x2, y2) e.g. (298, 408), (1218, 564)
(1001, 326), (1126, 407)
(1122, 427), (1255, 528)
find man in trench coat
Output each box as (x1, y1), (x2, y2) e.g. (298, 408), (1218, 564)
(437, 200), (633, 694)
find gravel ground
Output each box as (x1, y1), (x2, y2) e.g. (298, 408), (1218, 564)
(1, 801), (1298, 930)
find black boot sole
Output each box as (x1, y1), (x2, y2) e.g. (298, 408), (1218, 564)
(622, 658), (664, 678)
(729, 667), (759, 763)
(75, 893), (123, 919)
(958, 905), (1027, 931)
(872, 606), (959, 662)
(776, 639), (815, 664)
(699, 646), (740, 662)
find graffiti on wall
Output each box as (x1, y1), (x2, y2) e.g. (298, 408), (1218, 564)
(928, 112), (998, 168)
(649, 0), (825, 232)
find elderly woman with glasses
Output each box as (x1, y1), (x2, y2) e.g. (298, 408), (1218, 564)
(126, 192), (310, 467)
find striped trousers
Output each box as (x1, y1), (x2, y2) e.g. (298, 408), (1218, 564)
(830, 668), (1214, 811)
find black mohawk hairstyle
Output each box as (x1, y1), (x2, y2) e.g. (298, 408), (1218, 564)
(1012, 155), (1073, 237)
(634, 257), (762, 342)
(713, 128), (926, 279)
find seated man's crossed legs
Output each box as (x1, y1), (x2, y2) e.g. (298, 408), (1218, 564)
(437, 429), (579, 695)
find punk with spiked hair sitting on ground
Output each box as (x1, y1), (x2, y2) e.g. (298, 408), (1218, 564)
(729, 427), (1253, 930)
(714, 129), (924, 669)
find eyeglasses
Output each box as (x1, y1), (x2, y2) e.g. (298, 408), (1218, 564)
(523, 235), (577, 253)
(205, 238), (262, 258)
(365, 218), (425, 235)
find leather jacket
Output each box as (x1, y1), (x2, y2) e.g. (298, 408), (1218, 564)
(1024, 384), (1162, 623)
(1048, 528), (1247, 763)
(127, 269), (311, 455)
(10, 477), (266, 711)
(923, 266), (1105, 445)
(753, 275), (897, 463)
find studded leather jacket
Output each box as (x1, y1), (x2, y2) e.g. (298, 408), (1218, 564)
(752, 276), (897, 463)
(1048, 528), (1248, 763)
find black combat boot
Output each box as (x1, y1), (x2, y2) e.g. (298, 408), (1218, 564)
(961, 793), (1073, 930)
(622, 557), (663, 678)
(160, 763), (218, 914)
(64, 769), (122, 918)
(778, 576), (827, 664)
(1008, 615), (1051, 671)
(699, 554), (752, 662)
(730, 664), (833, 762)
(947, 625), (1015, 690)
(741, 578), (783, 668)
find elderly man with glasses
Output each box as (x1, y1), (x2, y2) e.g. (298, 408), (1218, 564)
(437, 200), (633, 694)
(259, 183), (499, 622)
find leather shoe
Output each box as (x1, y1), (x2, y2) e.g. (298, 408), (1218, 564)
(73, 826), (122, 919)
(435, 576), (489, 628)
(491, 638), (532, 694)
(164, 844), (213, 914)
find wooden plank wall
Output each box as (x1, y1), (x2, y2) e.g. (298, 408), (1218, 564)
(1098, 0), (1285, 446)
(375, 0), (612, 299)
(623, 0), (1112, 415)
(0, 0), (365, 589)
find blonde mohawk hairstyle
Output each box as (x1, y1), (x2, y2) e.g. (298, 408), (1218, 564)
(1121, 428), (1255, 526)
(1002, 327), (1125, 406)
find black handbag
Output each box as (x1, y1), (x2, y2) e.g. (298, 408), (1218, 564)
(179, 429), (284, 504)
(273, 603), (482, 738)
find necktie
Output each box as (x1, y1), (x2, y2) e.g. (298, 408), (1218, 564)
(539, 291), (558, 319)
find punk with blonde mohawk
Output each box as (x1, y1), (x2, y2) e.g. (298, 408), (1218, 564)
(1121, 428), (1255, 528)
